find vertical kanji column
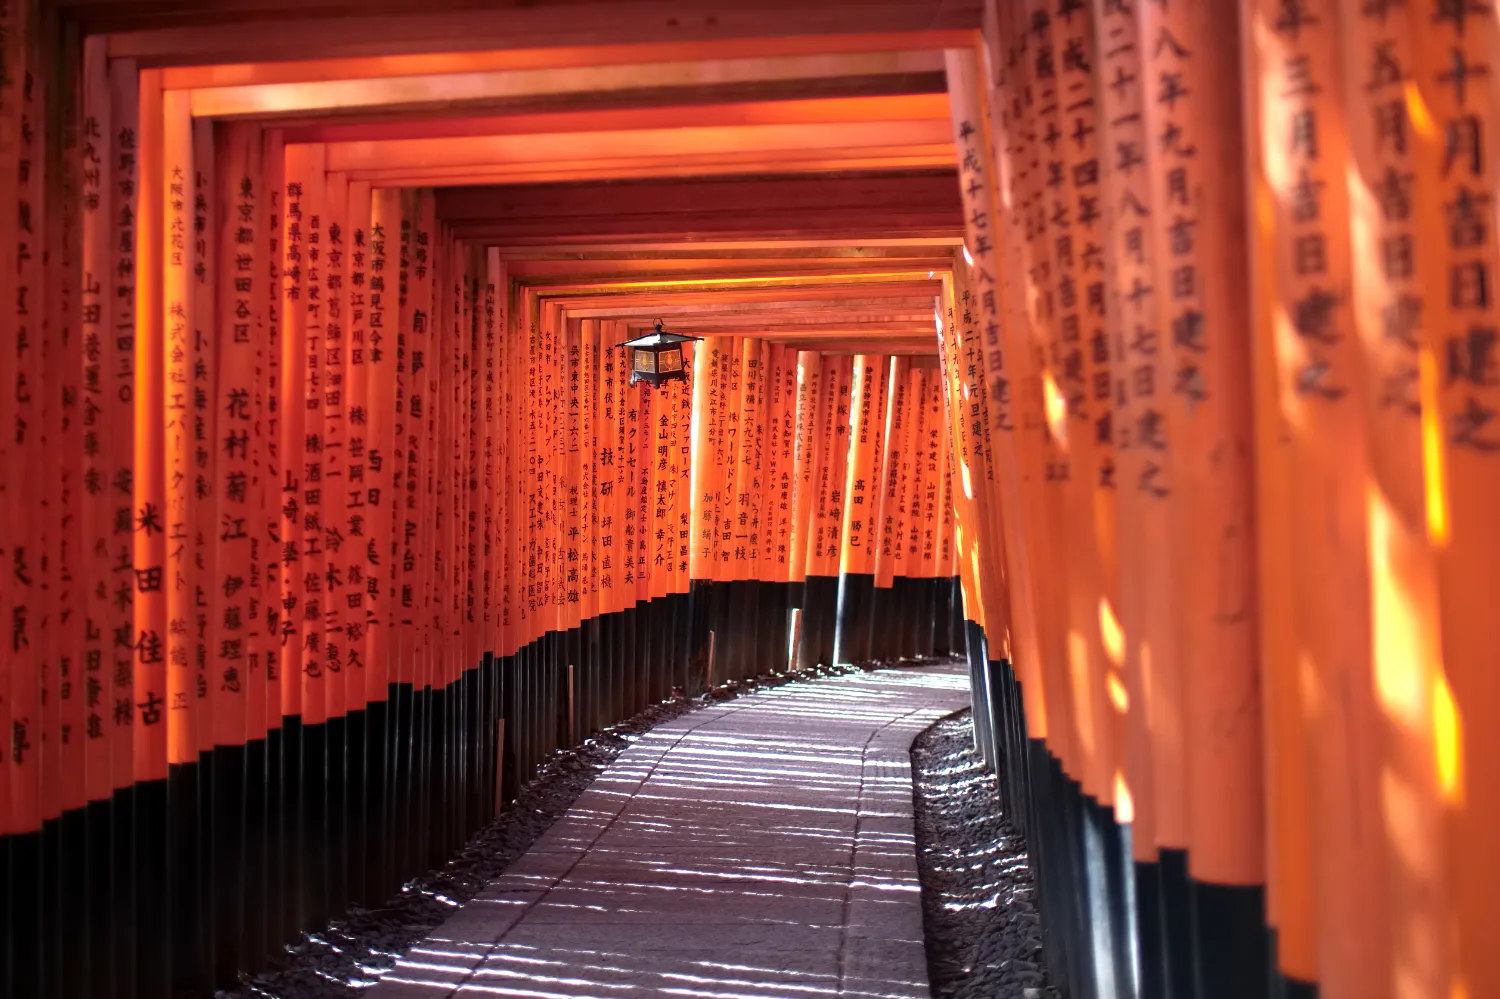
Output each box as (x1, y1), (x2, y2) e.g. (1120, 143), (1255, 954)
(1333, 4), (1445, 994)
(836, 352), (881, 664)
(1411, 4), (1500, 995)
(1140, 0), (1265, 989)
(1248, 2), (1389, 995)
(1091, 0), (1175, 952)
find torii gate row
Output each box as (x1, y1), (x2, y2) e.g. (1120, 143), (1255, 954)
(3, 3), (1499, 999)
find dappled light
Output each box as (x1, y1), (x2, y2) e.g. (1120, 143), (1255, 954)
(367, 668), (968, 998)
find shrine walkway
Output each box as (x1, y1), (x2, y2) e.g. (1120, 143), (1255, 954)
(368, 664), (969, 999)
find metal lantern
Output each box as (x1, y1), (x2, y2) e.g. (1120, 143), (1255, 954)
(617, 320), (702, 387)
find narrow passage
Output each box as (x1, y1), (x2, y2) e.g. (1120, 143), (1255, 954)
(370, 664), (969, 999)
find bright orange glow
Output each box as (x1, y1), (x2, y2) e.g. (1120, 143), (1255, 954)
(1434, 671), (1462, 805)
(1069, 630), (1095, 758)
(1099, 597), (1124, 668)
(1298, 651), (1323, 718)
(1405, 81), (1438, 141)
(1419, 348), (1449, 548)
(1114, 772), (1135, 824)
(1042, 369), (1068, 447)
(1369, 484), (1428, 731)
(1107, 672), (1129, 714)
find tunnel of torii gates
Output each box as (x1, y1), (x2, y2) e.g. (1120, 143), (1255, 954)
(0, 0), (1498, 998)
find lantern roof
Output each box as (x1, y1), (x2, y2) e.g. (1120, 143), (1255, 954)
(616, 320), (702, 350)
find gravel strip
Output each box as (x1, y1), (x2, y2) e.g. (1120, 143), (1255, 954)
(911, 710), (1055, 999)
(221, 657), (946, 999)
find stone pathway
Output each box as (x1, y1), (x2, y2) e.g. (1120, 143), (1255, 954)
(369, 663), (970, 999)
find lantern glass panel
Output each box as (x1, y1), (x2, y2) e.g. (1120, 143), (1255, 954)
(634, 349), (657, 374)
(658, 348), (682, 373)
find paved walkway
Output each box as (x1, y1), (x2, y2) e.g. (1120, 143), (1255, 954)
(370, 664), (970, 999)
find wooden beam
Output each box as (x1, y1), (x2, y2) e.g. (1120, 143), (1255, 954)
(320, 120), (952, 171)
(153, 29), (973, 88)
(102, 4), (980, 65)
(343, 148), (955, 186)
(189, 50), (947, 119)
(277, 92), (951, 144)
(434, 171), (963, 242)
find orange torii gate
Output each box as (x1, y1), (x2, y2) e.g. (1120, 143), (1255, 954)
(0, 3), (1498, 999)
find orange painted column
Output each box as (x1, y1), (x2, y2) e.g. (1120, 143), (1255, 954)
(466, 249), (482, 667)
(944, 47), (1010, 658)
(629, 368), (651, 605)
(1246, 2), (1388, 993)
(771, 346), (798, 586)
(579, 319), (599, 623)
(938, 425), (955, 587)
(9, 13), (45, 832)
(654, 357), (675, 601)
(842, 353), (884, 583)
(108, 56), (141, 792)
(323, 169), (351, 716)
(675, 341), (695, 593)
(1139, 0), (1264, 899)
(482, 248), (502, 654)
(715, 337), (740, 584)
(732, 338), (763, 585)
(824, 357), (855, 580)
(282, 143), (328, 726)
(1409, 9), (1500, 997)
(31, 27), (58, 827)
(934, 280), (979, 640)
(747, 341), (768, 589)
(133, 67), (168, 783)
(212, 123), (258, 752)
(715, 336), (735, 582)
(893, 365), (924, 586)
(163, 87), (200, 763)
(50, 38), (85, 819)
(495, 262), (514, 656)
(260, 128), (285, 736)
(0, 0), (24, 841)
(343, 180), (374, 699)
(687, 335), (716, 583)
(900, 366), (929, 582)
(563, 316), (584, 622)
(403, 191), (436, 692)
(79, 38), (117, 799)
(389, 190), (416, 689)
(1006, 2), (1081, 784)
(789, 350), (822, 588)
(188, 119), (216, 760)
(948, 40), (1044, 738)
(874, 355), (911, 592)
(611, 320), (631, 617)
(1091, 0), (1171, 869)
(363, 188), (400, 704)
(952, 35), (1055, 748)
(1038, 1), (1114, 807)
(635, 339), (655, 606)
(917, 368), (944, 581)
(761, 342), (785, 592)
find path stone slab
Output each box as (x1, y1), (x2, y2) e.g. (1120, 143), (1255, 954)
(368, 664), (967, 999)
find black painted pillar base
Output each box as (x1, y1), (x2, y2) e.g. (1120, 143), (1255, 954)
(948, 576), (967, 656)
(833, 571), (873, 665)
(1135, 858), (1168, 999)
(1191, 879), (1269, 999)
(1159, 848), (1197, 999)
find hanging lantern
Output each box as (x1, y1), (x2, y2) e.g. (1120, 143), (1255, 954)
(617, 319), (702, 388)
